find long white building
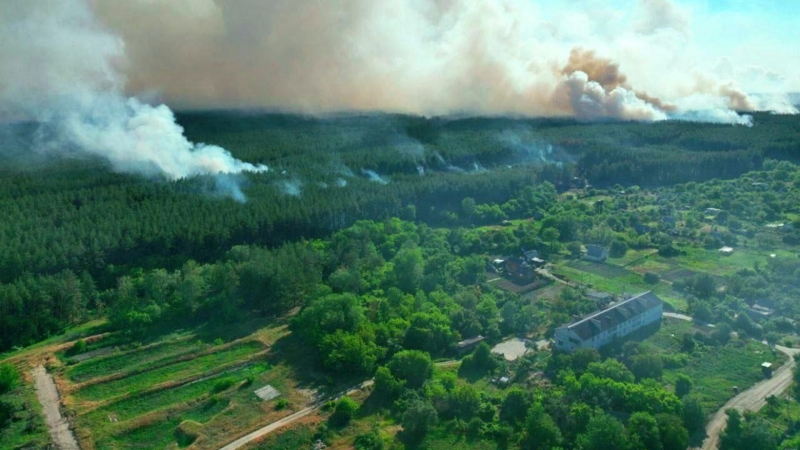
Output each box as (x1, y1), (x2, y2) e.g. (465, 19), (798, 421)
(554, 292), (663, 353)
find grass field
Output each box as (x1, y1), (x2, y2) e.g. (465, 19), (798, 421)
(553, 264), (687, 312)
(642, 319), (786, 413)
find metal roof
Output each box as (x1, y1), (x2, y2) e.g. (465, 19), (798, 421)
(557, 292), (663, 341)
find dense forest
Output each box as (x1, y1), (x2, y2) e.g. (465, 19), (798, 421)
(3, 111), (800, 450)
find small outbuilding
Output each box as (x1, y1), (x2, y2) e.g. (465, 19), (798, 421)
(584, 245), (609, 263)
(719, 247), (734, 256)
(761, 362), (773, 379)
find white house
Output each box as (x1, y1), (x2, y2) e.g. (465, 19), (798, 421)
(554, 292), (663, 353)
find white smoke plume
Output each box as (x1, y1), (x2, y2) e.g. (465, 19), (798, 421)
(0, 0), (267, 199)
(361, 169), (389, 185)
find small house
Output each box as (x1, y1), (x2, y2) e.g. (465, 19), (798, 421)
(705, 208), (722, 216)
(521, 248), (546, 268)
(747, 303), (774, 320)
(586, 291), (612, 306)
(584, 245), (609, 263)
(456, 335), (486, 353)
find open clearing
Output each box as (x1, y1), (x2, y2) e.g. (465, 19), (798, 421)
(642, 319), (786, 413)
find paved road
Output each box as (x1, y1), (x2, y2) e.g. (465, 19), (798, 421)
(33, 365), (80, 450)
(697, 345), (800, 450)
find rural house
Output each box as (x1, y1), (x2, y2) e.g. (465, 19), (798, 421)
(554, 292), (664, 353)
(583, 245), (609, 262)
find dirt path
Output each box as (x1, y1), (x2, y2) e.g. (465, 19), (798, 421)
(215, 359), (460, 450)
(698, 345), (800, 450)
(33, 365), (80, 450)
(663, 312), (693, 322)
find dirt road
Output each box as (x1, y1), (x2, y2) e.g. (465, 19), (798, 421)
(216, 379), (374, 450)
(33, 365), (80, 450)
(698, 345), (800, 450)
(215, 359), (461, 450)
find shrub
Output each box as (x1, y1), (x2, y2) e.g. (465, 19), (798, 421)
(329, 397), (359, 427)
(0, 364), (20, 395)
(66, 339), (87, 356)
(213, 338), (224, 346)
(644, 272), (660, 285)
(275, 398), (289, 410)
(354, 430), (384, 450)
(211, 377), (236, 393)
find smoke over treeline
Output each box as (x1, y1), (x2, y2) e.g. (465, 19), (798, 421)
(0, 0), (267, 199)
(86, 0), (797, 123)
(0, 0), (798, 192)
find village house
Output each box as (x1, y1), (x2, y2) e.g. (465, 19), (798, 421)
(554, 292), (664, 353)
(583, 245), (609, 263)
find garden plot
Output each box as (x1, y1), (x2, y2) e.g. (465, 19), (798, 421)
(72, 341), (265, 402)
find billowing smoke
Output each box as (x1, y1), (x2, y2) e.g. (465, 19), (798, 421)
(2, 0), (797, 145)
(0, 0), (267, 199)
(80, 0), (798, 124)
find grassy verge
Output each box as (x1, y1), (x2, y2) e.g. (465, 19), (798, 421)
(0, 375), (51, 449)
(242, 424), (316, 450)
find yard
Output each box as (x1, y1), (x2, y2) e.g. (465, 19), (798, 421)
(640, 319), (786, 413)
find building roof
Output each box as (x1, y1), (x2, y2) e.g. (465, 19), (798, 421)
(457, 335), (486, 349)
(587, 291), (612, 301)
(586, 245), (607, 258)
(522, 248), (540, 261)
(557, 292), (663, 341)
(719, 247), (734, 253)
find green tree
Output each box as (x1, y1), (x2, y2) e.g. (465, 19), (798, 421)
(577, 413), (629, 450)
(319, 330), (379, 375)
(390, 245), (424, 293)
(720, 409), (743, 450)
(330, 397), (359, 427)
(388, 350), (433, 389)
(402, 398), (438, 443)
(522, 403), (562, 450)
(610, 239), (628, 258)
(631, 354), (663, 381)
(674, 374), (693, 398)
(500, 388), (532, 427)
(627, 412), (662, 450)
(681, 395), (706, 436)
(656, 414), (689, 450)
(644, 272), (660, 285)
